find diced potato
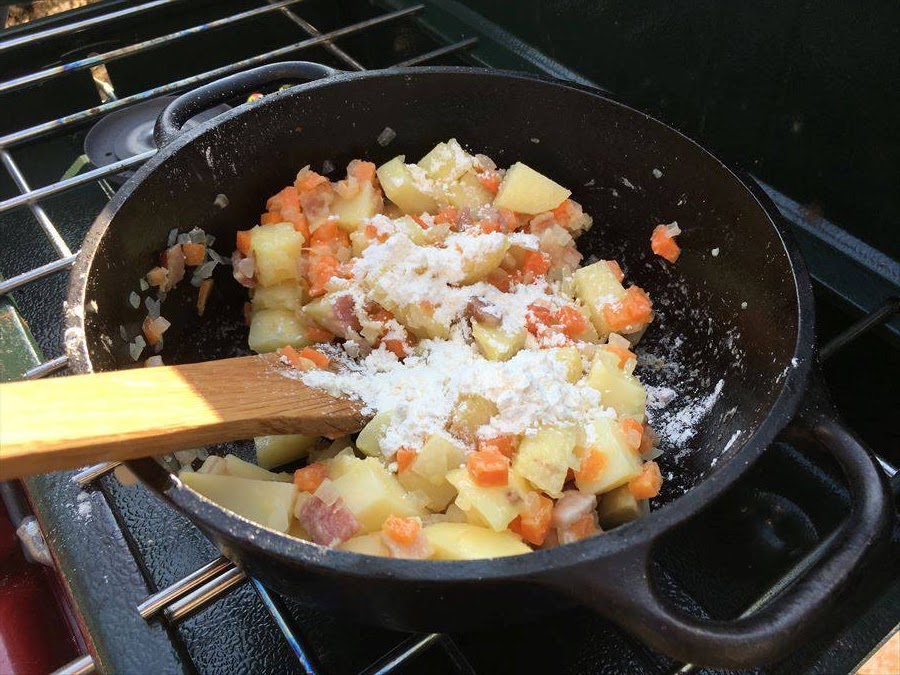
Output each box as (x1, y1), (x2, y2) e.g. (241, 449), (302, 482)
(326, 446), (361, 479)
(376, 156), (438, 214)
(398, 468), (458, 512)
(447, 394), (498, 444)
(248, 309), (314, 353)
(417, 139), (474, 182)
(338, 533), (390, 557)
(446, 172), (493, 210)
(332, 181), (382, 232)
(597, 484), (649, 529)
(251, 283), (302, 313)
(355, 409), (394, 457)
(180, 472), (296, 533)
(471, 321), (525, 361)
(398, 432), (465, 511)
(255, 434), (318, 469)
(575, 417), (643, 495)
(493, 162), (571, 215)
(349, 229), (371, 257)
(513, 425), (579, 497)
(587, 351), (647, 421)
(459, 235), (509, 284)
(550, 346), (583, 383)
(394, 216), (428, 245)
(573, 261), (627, 337)
(397, 302), (450, 340)
(222, 454), (292, 482)
(249, 222), (305, 287)
(330, 457), (425, 532)
(424, 522), (531, 559)
(446, 468), (529, 532)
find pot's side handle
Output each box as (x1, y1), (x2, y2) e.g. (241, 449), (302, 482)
(561, 405), (893, 668)
(153, 61), (339, 147)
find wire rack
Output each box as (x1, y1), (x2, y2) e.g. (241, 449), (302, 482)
(3, 3), (897, 675)
(0, 2), (481, 673)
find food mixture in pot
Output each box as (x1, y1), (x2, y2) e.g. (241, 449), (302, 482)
(175, 139), (674, 560)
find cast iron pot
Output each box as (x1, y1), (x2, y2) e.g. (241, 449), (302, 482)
(64, 62), (893, 668)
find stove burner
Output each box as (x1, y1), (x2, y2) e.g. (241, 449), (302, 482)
(84, 97), (230, 184)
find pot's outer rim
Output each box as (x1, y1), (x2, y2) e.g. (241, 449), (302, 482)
(64, 66), (816, 582)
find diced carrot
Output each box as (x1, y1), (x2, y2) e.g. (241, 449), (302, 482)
(651, 224), (681, 263)
(629, 461), (663, 500)
(485, 268), (512, 292)
(382, 515), (421, 546)
(479, 218), (501, 234)
(308, 252), (339, 297)
(267, 186), (300, 212)
(368, 306), (394, 323)
(603, 343), (636, 368)
(382, 338), (410, 359)
(467, 449), (509, 487)
(295, 168), (328, 193)
(348, 159), (377, 184)
(278, 345), (310, 371)
(602, 286), (653, 333)
(556, 305), (588, 339)
(197, 278), (213, 316)
(525, 303), (555, 335)
(410, 214), (428, 229)
(182, 242), (206, 266)
(294, 463), (328, 492)
(142, 316), (163, 346)
(305, 323), (334, 343)
(260, 211), (283, 226)
(512, 493), (554, 546)
(298, 347), (329, 368)
(552, 199), (574, 224)
(575, 448), (608, 483)
(433, 206), (459, 225)
(521, 250), (551, 277)
(236, 230), (252, 256)
(567, 513), (599, 540)
(476, 435), (518, 458)
(605, 260), (624, 283)
(477, 171), (501, 193)
(146, 266), (168, 288)
(310, 220), (351, 250)
(395, 447), (417, 473)
(620, 418), (643, 452)
(289, 213), (311, 242)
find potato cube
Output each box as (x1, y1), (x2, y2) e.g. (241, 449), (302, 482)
(398, 468), (458, 512)
(376, 156), (438, 215)
(180, 472), (296, 533)
(446, 468), (529, 532)
(355, 409), (394, 457)
(330, 457), (425, 532)
(513, 425), (579, 497)
(575, 417), (643, 495)
(550, 347), (583, 383)
(397, 302), (451, 340)
(459, 235), (509, 284)
(424, 522), (531, 559)
(587, 352), (647, 421)
(447, 394), (498, 443)
(573, 261), (627, 337)
(410, 432), (465, 479)
(222, 454), (292, 482)
(493, 162), (571, 214)
(332, 181), (382, 232)
(249, 222), (305, 287)
(597, 484), (649, 529)
(251, 282), (302, 313)
(255, 434), (318, 469)
(471, 321), (525, 361)
(417, 139), (474, 182)
(338, 533), (391, 557)
(446, 172), (493, 210)
(248, 309), (313, 353)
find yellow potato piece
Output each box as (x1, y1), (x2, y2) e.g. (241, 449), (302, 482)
(574, 417), (643, 495)
(587, 352), (647, 421)
(339, 533), (391, 557)
(417, 139), (474, 182)
(471, 321), (525, 361)
(513, 425), (578, 497)
(376, 156), (438, 214)
(573, 261), (627, 337)
(330, 457), (425, 532)
(424, 522), (531, 559)
(332, 181), (382, 232)
(223, 454), (292, 482)
(180, 472), (296, 533)
(251, 282), (303, 313)
(255, 434), (318, 469)
(597, 484), (649, 529)
(249, 222), (304, 287)
(493, 162), (571, 215)
(248, 309), (314, 353)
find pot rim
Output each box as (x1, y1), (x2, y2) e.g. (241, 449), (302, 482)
(64, 65), (816, 582)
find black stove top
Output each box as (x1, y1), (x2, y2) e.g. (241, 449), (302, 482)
(0, 2), (897, 674)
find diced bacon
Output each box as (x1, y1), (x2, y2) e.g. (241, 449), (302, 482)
(551, 490), (597, 529)
(333, 293), (362, 334)
(296, 494), (360, 547)
(232, 251), (256, 288)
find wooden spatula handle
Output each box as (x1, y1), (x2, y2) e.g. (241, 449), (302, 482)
(0, 353), (367, 479)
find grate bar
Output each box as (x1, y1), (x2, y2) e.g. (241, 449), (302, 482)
(49, 654), (95, 675)
(72, 462), (120, 488)
(358, 634), (443, 675)
(0, 150), (156, 215)
(0, 0), (309, 95)
(250, 579), (320, 674)
(393, 38), (479, 67)
(0, 0), (184, 53)
(1, 150), (72, 256)
(0, 5), (424, 150)
(139, 556), (235, 619)
(0, 254), (77, 296)
(272, 2), (365, 71)
(24, 355), (69, 379)
(164, 565), (247, 622)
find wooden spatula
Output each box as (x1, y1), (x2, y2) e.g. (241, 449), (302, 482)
(0, 353), (369, 480)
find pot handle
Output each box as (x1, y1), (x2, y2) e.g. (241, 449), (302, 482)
(560, 390), (893, 668)
(154, 61), (339, 147)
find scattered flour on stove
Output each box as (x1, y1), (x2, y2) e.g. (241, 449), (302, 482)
(656, 378), (724, 452)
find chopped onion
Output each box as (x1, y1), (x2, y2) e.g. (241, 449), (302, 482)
(144, 355), (163, 368)
(376, 126), (396, 147)
(196, 259), (217, 279)
(213, 193), (229, 209)
(188, 227), (207, 244)
(118, 324), (128, 342)
(321, 159), (335, 174)
(167, 227), (178, 247)
(207, 248), (231, 266)
(128, 291), (140, 309)
(205, 234), (216, 247)
(313, 479), (340, 507)
(607, 333), (631, 349)
(151, 316), (171, 335)
(144, 296), (161, 319)
(139, 278), (149, 292)
(129, 335), (146, 361)
(663, 221), (681, 237)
